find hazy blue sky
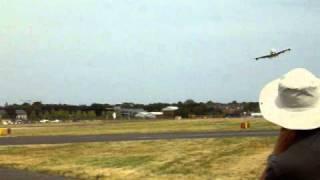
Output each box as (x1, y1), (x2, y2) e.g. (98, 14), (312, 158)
(1, 0), (320, 105)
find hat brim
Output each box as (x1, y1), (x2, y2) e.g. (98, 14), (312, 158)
(260, 79), (320, 130)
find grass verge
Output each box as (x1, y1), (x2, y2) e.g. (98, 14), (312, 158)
(2, 118), (279, 137)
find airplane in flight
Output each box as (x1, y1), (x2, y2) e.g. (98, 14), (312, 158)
(255, 48), (291, 60)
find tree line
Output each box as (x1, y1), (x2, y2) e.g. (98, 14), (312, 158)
(1, 100), (259, 121)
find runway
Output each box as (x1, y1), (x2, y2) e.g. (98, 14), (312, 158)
(0, 130), (279, 146)
(0, 167), (70, 180)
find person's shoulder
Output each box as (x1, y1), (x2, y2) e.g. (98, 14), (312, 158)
(265, 155), (282, 180)
(272, 140), (320, 179)
(265, 132), (320, 179)
(266, 153), (299, 179)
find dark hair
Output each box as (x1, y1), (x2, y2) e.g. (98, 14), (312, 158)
(273, 128), (299, 155)
(260, 127), (320, 180)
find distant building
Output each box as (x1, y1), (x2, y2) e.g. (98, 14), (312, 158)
(251, 112), (263, 118)
(162, 106), (179, 111)
(162, 106), (179, 118)
(150, 112), (163, 117)
(135, 112), (156, 119)
(114, 107), (145, 119)
(15, 110), (28, 120)
(0, 110), (7, 119)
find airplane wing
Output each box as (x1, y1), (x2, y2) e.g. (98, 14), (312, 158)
(255, 54), (272, 60)
(277, 48), (291, 55)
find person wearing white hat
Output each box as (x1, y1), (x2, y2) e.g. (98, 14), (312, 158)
(260, 68), (320, 180)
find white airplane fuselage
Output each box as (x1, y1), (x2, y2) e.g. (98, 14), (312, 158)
(255, 48), (291, 60)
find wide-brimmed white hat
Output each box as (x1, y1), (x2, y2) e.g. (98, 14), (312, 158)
(260, 68), (320, 130)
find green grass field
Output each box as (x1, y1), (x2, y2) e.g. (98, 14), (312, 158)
(0, 137), (276, 180)
(2, 118), (279, 137)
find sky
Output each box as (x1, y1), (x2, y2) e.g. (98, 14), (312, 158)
(1, 0), (320, 105)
